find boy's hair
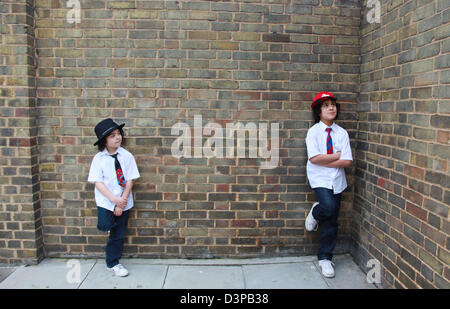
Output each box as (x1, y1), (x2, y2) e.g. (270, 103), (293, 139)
(97, 127), (125, 152)
(312, 99), (340, 123)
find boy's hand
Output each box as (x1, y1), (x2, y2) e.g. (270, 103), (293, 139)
(114, 196), (128, 209)
(113, 206), (123, 216)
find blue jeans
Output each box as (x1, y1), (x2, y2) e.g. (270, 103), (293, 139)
(312, 188), (342, 261)
(97, 207), (130, 268)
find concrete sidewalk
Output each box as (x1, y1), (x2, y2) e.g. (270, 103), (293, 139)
(0, 254), (377, 289)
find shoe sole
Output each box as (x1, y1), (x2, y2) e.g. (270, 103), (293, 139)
(321, 271), (335, 278)
(318, 263), (335, 278)
(107, 267), (129, 277)
(305, 202), (319, 232)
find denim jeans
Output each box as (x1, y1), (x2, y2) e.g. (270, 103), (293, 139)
(97, 207), (130, 268)
(312, 188), (342, 261)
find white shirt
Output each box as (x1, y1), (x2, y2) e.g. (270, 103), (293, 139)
(306, 121), (353, 194)
(88, 146), (140, 211)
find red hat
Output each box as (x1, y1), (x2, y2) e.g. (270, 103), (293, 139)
(311, 91), (336, 109)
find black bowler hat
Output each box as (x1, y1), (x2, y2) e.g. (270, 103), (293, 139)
(93, 118), (125, 146)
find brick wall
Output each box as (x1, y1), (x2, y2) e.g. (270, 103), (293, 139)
(0, 0), (44, 265)
(18, 0), (359, 262)
(353, 0), (449, 288)
(3, 0), (448, 290)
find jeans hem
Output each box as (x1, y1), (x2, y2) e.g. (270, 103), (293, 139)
(318, 256), (333, 261)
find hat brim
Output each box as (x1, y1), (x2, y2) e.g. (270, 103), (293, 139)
(311, 97), (336, 109)
(93, 123), (125, 146)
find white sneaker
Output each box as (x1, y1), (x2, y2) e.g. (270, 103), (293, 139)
(318, 260), (335, 278)
(107, 264), (129, 277)
(305, 202), (319, 231)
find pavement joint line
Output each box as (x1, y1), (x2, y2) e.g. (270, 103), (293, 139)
(240, 266), (247, 289)
(162, 265), (170, 289)
(77, 259), (97, 289)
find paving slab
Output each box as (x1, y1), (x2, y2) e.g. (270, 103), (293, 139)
(164, 265), (245, 289)
(243, 262), (328, 289)
(0, 259), (96, 289)
(0, 254), (376, 289)
(79, 262), (168, 289)
(0, 268), (16, 284)
(314, 255), (377, 289)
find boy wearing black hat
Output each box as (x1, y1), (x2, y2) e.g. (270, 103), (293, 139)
(88, 119), (140, 277)
(305, 92), (353, 278)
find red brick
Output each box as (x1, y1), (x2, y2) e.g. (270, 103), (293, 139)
(265, 210), (279, 218)
(406, 202), (427, 221)
(266, 176), (279, 184)
(436, 130), (449, 144)
(164, 193), (177, 200)
(165, 40), (179, 49)
(231, 220), (256, 228)
(377, 178), (393, 191)
(403, 188), (424, 206)
(216, 184), (229, 192)
(164, 156), (179, 165)
(9, 138), (31, 147)
(404, 165), (425, 180)
(15, 108), (30, 117)
(62, 137), (75, 145)
(78, 156), (92, 164)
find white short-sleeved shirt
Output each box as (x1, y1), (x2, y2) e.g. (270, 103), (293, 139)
(306, 121), (353, 194)
(88, 146), (140, 211)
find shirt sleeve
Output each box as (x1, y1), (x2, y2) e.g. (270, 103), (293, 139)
(339, 130), (353, 161)
(306, 129), (321, 160)
(125, 154), (140, 181)
(87, 155), (103, 183)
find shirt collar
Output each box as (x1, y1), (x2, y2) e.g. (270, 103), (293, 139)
(319, 121), (336, 131)
(100, 146), (123, 157)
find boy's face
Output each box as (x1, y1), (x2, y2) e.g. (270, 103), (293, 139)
(320, 99), (337, 122)
(106, 129), (122, 149)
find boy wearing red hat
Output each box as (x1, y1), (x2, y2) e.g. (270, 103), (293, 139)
(305, 92), (353, 278)
(88, 119), (140, 277)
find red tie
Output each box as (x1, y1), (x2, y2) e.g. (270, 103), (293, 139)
(326, 128), (333, 154)
(111, 153), (126, 187)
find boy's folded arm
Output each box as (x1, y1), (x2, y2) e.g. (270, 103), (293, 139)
(323, 159), (352, 168)
(309, 152), (340, 165)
